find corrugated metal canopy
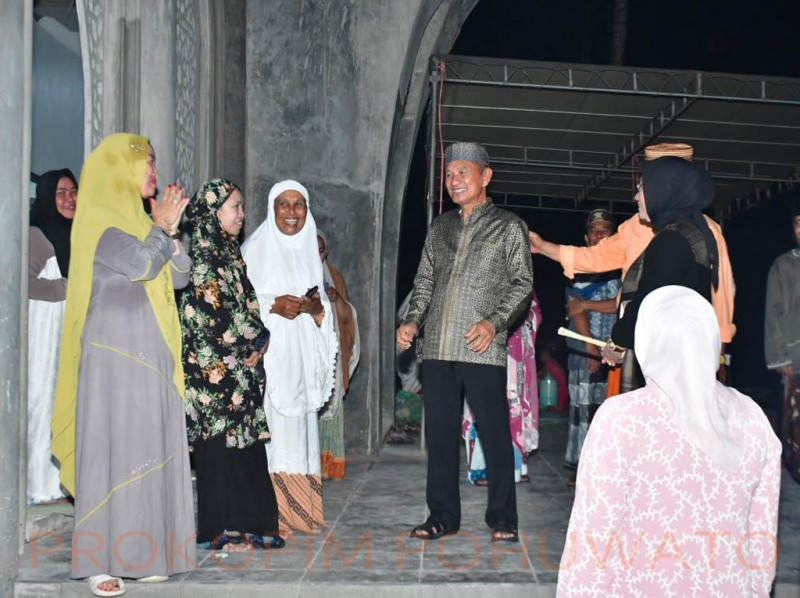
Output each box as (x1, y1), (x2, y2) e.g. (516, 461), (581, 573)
(433, 56), (800, 216)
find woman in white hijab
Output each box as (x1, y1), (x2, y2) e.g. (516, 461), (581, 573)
(242, 180), (337, 533)
(557, 286), (781, 597)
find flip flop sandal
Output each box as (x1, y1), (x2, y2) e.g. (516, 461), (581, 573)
(88, 574), (126, 597)
(410, 519), (458, 541)
(474, 478), (489, 487)
(211, 533), (252, 551)
(491, 524), (519, 543)
(243, 533), (286, 549)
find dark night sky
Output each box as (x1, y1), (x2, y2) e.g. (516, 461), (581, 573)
(453, 0), (800, 78)
(398, 0), (800, 396)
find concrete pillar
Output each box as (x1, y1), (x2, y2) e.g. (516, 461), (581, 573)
(140, 0), (177, 184)
(81, 0), (177, 181)
(0, 0), (32, 594)
(206, 0), (247, 187)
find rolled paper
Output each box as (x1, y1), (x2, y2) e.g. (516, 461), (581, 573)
(557, 326), (608, 348)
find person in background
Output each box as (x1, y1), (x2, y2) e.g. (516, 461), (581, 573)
(51, 134), (195, 596)
(563, 209), (620, 484)
(316, 231), (360, 481)
(601, 157), (719, 371)
(396, 292), (422, 395)
(388, 292), (423, 445)
(463, 293), (541, 485)
(242, 180), (338, 534)
(180, 179), (284, 551)
(558, 287), (780, 597)
(27, 168), (77, 505)
(529, 143), (735, 393)
(765, 204), (800, 483)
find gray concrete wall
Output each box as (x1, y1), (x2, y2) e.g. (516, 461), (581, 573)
(211, 0), (248, 187)
(140, 1), (177, 185)
(0, 0), (31, 592)
(245, 0), (478, 453)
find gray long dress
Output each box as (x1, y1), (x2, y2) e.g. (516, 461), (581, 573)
(71, 227), (197, 579)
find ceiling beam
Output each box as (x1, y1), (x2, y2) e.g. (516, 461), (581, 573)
(436, 57), (800, 107)
(439, 103), (800, 132)
(435, 156), (797, 185)
(575, 97), (696, 205)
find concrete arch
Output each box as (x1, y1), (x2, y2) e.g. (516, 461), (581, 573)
(378, 0), (479, 440)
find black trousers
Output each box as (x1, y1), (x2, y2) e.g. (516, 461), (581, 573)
(194, 434), (280, 543)
(421, 360), (517, 529)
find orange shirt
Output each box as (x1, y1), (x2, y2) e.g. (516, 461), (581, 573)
(558, 215), (736, 343)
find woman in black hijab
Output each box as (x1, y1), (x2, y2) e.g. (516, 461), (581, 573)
(30, 169), (77, 279)
(605, 157), (719, 356)
(27, 168), (77, 504)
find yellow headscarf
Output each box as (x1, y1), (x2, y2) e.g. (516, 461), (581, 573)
(51, 133), (185, 496)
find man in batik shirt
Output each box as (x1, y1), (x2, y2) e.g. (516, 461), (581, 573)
(397, 142), (533, 543)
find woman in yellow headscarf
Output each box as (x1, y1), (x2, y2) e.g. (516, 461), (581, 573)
(51, 133), (196, 595)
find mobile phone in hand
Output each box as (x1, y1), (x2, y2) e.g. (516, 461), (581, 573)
(305, 285), (319, 298)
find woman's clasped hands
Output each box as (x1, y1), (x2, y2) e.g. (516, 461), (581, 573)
(151, 184), (190, 235)
(272, 291), (323, 320)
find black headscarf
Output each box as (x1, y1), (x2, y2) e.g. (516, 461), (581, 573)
(30, 169), (77, 276)
(642, 156), (719, 289)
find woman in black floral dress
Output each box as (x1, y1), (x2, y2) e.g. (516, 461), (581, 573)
(180, 178), (283, 551)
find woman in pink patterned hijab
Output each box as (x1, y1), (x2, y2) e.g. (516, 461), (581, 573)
(558, 286), (781, 597)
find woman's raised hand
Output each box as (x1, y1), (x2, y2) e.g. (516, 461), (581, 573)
(150, 184), (189, 235)
(271, 295), (303, 320)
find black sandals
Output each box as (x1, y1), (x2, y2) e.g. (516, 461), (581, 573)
(490, 523), (519, 543)
(410, 519), (458, 540)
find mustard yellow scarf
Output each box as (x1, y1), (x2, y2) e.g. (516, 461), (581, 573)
(51, 133), (184, 496)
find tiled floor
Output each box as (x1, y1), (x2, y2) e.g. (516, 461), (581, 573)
(15, 416), (800, 597)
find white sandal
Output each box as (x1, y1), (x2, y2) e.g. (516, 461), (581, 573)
(138, 575), (168, 583)
(88, 574), (126, 597)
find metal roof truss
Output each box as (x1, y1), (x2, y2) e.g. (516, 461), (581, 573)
(427, 56), (800, 217)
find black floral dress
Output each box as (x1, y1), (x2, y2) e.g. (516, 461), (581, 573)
(180, 178), (281, 544)
(180, 179), (268, 448)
